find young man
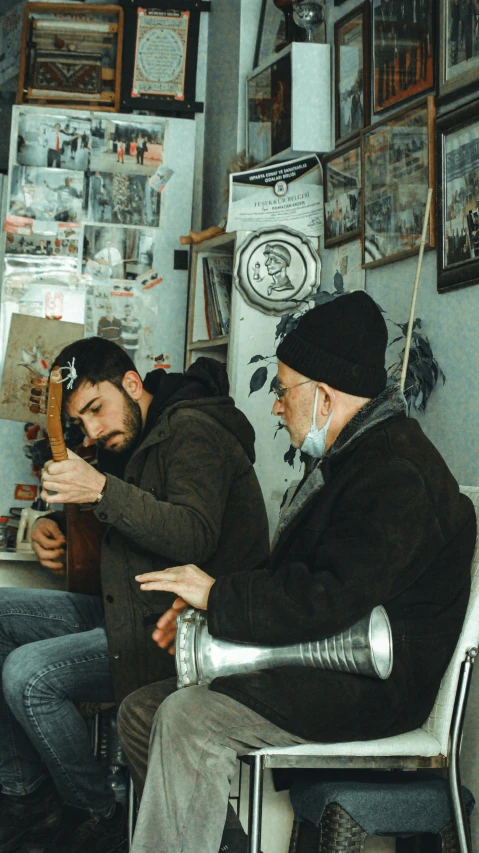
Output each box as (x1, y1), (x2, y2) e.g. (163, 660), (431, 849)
(0, 339), (269, 853)
(118, 291), (476, 853)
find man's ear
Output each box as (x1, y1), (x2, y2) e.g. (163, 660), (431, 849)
(122, 370), (143, 401)
(317, 383), (336, 414)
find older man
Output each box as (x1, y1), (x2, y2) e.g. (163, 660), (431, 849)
(118, 291), (476, 853)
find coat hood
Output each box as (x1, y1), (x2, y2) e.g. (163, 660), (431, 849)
(143, 357), (257, 463)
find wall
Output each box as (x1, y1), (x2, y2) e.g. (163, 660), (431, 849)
(202, 0), (242, 230)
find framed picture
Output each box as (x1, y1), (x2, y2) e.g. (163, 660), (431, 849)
(334, 2), (371, 145)
(361, 95), (436, 268)
(372, 0), (434, 115)
(437, 99), (479, 293)
(17, 3), (123, 112)
(254, 0), (289, 68)
(438, 0), (479, 104)
(323, 141), (361, 248)
(120, 3), (205, 114)
(247, 43), (332, 164)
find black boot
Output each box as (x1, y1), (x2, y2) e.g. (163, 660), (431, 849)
(0, 780), (61, 853)
(43, 801), (127, 853)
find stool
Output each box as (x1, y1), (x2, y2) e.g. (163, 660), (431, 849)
(288, 772), (475, 853)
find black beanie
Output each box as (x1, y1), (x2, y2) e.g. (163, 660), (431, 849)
(276, 291), (388, 398)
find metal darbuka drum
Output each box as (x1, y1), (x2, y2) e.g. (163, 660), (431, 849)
(175, 606), (393, 688)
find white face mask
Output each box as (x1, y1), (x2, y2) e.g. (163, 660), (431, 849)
(300, 387), (333, 458)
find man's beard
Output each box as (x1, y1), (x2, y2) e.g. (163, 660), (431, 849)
(96, 392), (142, 453)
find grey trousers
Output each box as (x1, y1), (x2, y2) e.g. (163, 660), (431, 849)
(117, 679), (307, 853)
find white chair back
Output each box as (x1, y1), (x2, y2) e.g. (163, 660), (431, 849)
(421, 486), (479, 754)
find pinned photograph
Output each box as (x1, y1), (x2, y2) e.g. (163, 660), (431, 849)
(87, 171), (161, 227)
(82, 225), (155, 281)
(90, 117), (167, 175)
(5, 223), (80, 259)
(84, 281), (159, 377)
(9, 166), (85, 223)
(16, 111), (91, 171)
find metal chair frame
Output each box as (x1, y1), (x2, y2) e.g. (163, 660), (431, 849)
(243, 647), (477, 853)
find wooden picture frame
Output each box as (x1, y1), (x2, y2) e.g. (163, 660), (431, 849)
(17, 3), (123, 112)
(361, 95), (436, 268)
(437, 99), (479, 293)
(334, 2), (371, 145)
(323, 141), (361, 248)
(438, 0), (479, 106)
(372, 0), (434, 115)
(120, 1), (208, 115)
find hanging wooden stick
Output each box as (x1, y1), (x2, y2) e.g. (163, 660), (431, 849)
(400, 187), (433, 393)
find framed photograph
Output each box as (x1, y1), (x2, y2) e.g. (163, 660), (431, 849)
(323, 142), (361, 248)
(372, 0), (434, 115)
(437, 99), (479, 293)
(335, 2), (371, 145)
(254, 0), (289, 68)
(120, 3), (205, 114)
(247, 43), (332, 164)
(248, 52), (291, 164)
(361, 95), (436, 268)
(439, 0), (479, 104)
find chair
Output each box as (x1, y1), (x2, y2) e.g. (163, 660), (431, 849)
(243, 486), (479, 853)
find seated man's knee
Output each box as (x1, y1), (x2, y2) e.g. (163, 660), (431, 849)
(118, 681), (177, 752)
(3, 646), (41, 711)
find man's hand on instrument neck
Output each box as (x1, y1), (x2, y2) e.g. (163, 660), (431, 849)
(40, 449), (106, 506)
(135, 564), (215, 654)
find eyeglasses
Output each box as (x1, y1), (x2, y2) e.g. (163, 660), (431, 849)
(272, 379), (313, 402)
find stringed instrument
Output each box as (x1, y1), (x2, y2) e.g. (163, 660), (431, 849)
(46, 366), (104, 596)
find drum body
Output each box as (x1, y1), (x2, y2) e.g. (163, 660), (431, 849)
(175, 606), (393, 688)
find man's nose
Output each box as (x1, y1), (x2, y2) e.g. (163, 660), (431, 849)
(272, 398), (282, 416)
(84, 421), (102, 441)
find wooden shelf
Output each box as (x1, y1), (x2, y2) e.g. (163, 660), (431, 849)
(185, 233), (236, 368)
(188, 336), (229, 350)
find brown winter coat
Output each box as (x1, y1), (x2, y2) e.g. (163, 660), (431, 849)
(92, 368), (270, 703)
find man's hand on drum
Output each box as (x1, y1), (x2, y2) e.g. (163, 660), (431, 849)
(31, 517), (66, 574)
(40, 449), (106, 505)
(136, 563), (215, 653)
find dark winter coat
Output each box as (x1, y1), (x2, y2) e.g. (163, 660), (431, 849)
(208, 386), (477, 743)
(91, 360), (269, 703)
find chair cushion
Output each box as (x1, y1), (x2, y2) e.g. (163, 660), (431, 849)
(289, 771), (475, 835)
(248, 727), (442, 758)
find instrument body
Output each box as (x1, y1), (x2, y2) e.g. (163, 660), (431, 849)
(175, 605), (393, 688)
(46, 367), (103, 596)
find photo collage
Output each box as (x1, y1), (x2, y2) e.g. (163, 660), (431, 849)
(5, 106), (172, 377)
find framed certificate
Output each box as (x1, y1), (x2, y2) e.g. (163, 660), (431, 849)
(121, 1), (209, 115)
(132, 9), (189, 100)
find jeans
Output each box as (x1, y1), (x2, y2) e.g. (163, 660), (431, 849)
(0, 587), (116, 816)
